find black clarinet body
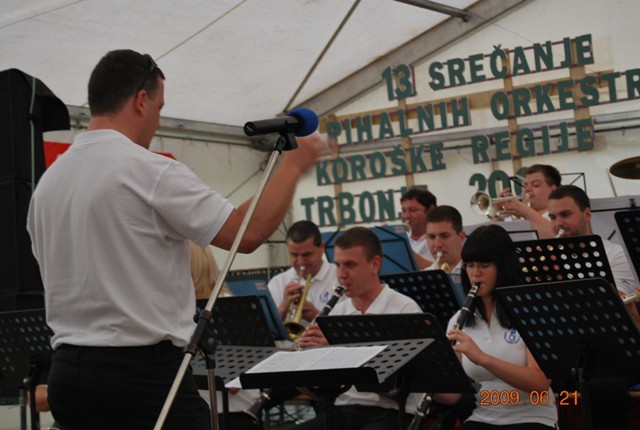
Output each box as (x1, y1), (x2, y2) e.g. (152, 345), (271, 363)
(407, 283), (480, 430)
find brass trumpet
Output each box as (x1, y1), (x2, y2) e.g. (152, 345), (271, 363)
(470, 191), (530, 217)
(433, 251), (450, 273)
(284, 266), (311, 340)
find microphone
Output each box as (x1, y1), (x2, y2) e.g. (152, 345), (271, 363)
(243, 108), (318, 137)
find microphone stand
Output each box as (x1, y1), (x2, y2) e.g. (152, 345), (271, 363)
(154, 131), (299, 430)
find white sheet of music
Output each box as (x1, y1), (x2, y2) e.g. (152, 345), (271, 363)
(248, 345), (386, 373)
(226, 345), (387, 388)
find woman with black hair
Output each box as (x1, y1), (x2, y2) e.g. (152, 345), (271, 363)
(435, 224), (557, 429)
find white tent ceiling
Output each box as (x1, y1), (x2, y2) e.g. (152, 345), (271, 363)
(0, 0), (522, 130)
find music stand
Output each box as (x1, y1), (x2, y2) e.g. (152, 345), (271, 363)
(323, 224), (418, 274)
(316, 313), (475, 429)
(224, 280), (290, 341)
(514, 235), (615, 287)
(196, 296), (275, 347)
(380, 270), (462, 328)
(614, 209), (640, 279)
(0, 308), (53, 430)
(495, 278), (640, 430)
(239, 339), (432, 430)
(194, 296), (275, 430)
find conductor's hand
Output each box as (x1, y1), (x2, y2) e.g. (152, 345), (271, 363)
(296, 324), (329, 349)
(280, 134), (327, 175)
(448, 329), (489, 367)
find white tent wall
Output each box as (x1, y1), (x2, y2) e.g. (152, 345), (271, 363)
(291, 0), (640, 232)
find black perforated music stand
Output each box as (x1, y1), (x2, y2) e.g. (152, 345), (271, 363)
(194, 296), (276, 430)
(196, 296), (275, 347)
(495, 278), (640, 430)
(615, 209), (640, 279)
(317, 313), (475, 429)
(0, 308), (53, 430)
(239, 339), (432, 430)
(380, 271), (461, 328)
(515, 235), (615, 288)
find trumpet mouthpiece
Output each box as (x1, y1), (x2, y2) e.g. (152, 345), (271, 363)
(555, 228), (566, 238)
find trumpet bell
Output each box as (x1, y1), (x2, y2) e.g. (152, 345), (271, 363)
(284, 321), (306, 340)
(470, 191), (493, 215)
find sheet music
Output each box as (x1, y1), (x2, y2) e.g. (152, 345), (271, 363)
(246, 345), (386, 374)
(224, 345), (387, 389)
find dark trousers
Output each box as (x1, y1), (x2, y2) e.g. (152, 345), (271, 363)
(47, 342), (211, 430)
(458, 422), (555, 430)
(293, 405), (409, 430)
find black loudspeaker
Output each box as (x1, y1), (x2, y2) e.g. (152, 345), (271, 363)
(0, 69), (69, 310)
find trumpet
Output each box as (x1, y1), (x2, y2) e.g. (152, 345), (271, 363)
(433, 251), (450, 273)
(555, 228), (566, 238)
(284, 266), (312, 340)
(470, 191), (530, 217)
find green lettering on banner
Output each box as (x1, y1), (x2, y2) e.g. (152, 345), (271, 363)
(490, 48), (508, 79)
(338, 192), (356, 224)
(493, 131), (511, 161)
(580, 75), (600, 106)
(359, 192), (376, 223)
(490, 91), (510, 120)
(556, 122), (570, 153)
(574, 34), (595, 66)
(410, 145), (429, 173)
(398, 109), (414, 136)
(332, 157), (348, 184)
(512, 88), (532, 117)
(378, 112), (395, 139)
(316, 160), (331, 186)
(534, 84), (555, 114)
(377, 189), (396, 222)
(429, 142), (446, 171)
(468, 53), (486, 83)
(370, 152), (387, 178)
(349, 155), (367, 181)
(471, 135), (490, 164)
(533, 40), (554, 71)
(556, 79), (575, 110)
(516, 128), (536, 158)
(389, 145), (407, 175)
(428, 61), (445, 90)
(326, 121), (341, 138)
(575, 118), (595, 151)
(317, 196), (336, 227)
(447, 58), (466, 86)
(626, 68), (640, 99)
(417, 105), (435, 133)
(356, 115), (373, 142)
(512, 46), (532, 76)
(300, 197), (315, 221)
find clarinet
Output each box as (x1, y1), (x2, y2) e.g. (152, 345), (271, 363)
(407, 283), (480, 430)
(242, 285), (346, 426)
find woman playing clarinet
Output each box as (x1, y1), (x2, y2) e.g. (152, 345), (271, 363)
(436, 224), (557, 430)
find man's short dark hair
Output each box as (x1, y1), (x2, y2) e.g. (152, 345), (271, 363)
(548, 185), (590, 211)
(286, 220), (322, 246)
(525, 164), (562, 187)
(400, 188), (437, 210)
(88, 49), (165, 116)
(335, 227), (382, 261)
(426, 205), (463, 233)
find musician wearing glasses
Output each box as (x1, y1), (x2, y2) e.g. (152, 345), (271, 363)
(436, 225), (557, 430)
(268, 220), (340, 330)
(423, 205), (466, 274)
(27, 50), (321, 430)
(548, 185), (637, 295)
(295, 227), (422, 430)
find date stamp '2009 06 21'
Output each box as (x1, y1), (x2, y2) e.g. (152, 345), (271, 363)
(479, 390), (579, 407)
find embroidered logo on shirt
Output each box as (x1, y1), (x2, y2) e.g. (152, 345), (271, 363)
(321, 291), (330, 303)
(504, 329), (521, 344)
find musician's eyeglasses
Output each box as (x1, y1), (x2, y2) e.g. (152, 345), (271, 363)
(136, 54), (165, 93)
